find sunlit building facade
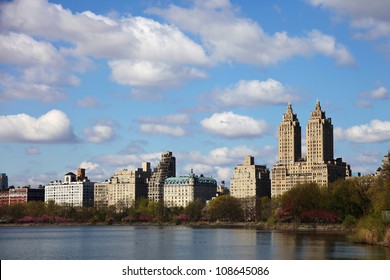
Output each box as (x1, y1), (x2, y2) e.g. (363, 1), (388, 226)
(272, 101), (351, 196)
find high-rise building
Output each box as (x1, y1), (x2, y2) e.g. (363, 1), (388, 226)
(163, 170), (217, 208)
(109, 164), (151, 208)
(278, 103), (301, 164)
(230, 156), (271, 220)
(94, 163), (151, 209)
(45, 169), (94, 207)
(148, 151), (176, 202)
(272, 101), (351, 196)
(230, 156), (271, 198)
(0, 173), (8, 190)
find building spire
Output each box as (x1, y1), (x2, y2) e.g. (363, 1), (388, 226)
(315, 99), (321, 111)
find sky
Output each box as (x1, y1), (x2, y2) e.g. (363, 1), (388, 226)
(0, 0), (389, 187)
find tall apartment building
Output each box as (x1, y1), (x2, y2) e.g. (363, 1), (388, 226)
(230, 156), (271, 220)
(148, 151), (176, 202)
(230, 156), (271, 198)
(94, 163), (151, 209)
(272, 101), (351, 196)
(45, 168), (94, 207)
(112, 163), (151, 208)
(0, 173), (8, 190)
(163, 170), (217, 208)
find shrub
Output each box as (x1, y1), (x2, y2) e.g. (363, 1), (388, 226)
(299, 210), (340, 223)
(342, 215), (357, 228)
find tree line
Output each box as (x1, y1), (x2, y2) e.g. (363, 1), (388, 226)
(1, 164), (389, 245)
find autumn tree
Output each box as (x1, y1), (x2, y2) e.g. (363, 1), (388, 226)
(205, 195), (243, 222)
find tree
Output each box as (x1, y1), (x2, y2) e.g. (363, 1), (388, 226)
(328, 178), (372, 219)
(184, 200), (204, 221)
(205, 195), (243, 222)
(279, 183), (323, 220)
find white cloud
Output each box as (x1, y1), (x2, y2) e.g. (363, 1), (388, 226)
(212, 79), (298, 108)
(179, 144), (271, 184)
(357, 86), (388, 108)
(335, 119), (390, 143)
(83, 125), (115, 143)
(0, 0), (208, 92)
(78, 161), (111, 181)
(307, 0), (390, 45)
(149, 1), (354, 65)
(140, 124), (186, 137)
(0, 32), (64, 66)
(109, 60), (206, 88)
(0, 32), (81, 103)
(0, 110), (77, 143)
(94, 152), (162, 169)
(136, 113), (191, 137)
(136, 114), (191, 125)
(76, 97), (100, 108)
(201, 112), (269, 138)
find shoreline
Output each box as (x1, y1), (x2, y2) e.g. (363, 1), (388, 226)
(0, 221), (348, 233)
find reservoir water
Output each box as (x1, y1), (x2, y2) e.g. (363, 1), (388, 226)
(0, 225), (389, 260)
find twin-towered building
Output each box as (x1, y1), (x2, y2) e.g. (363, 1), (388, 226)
(271, 101), (351, 196)
(4, 101), (352, 208)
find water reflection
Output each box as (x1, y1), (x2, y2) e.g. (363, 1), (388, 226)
(0, 226), (389, 260)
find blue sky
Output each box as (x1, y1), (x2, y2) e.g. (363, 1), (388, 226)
(1, 0), (389, 187)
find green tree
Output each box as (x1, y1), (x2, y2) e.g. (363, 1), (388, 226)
(184, 200), (204, 221)
(328, 178), (372, 219)
(205, 195), (243, 222)
(279, 183), (323, 219)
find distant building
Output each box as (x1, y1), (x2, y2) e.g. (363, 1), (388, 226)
(0, 187), (44, 206)
(45, 168), (94, 207)
(163, 170), (217, 208)
(113, 163), (151, 208)
(230, 156), (271, 220)
(271, 101), (351, 196)
(148, 151), (176, 202)
(230, 156), (271, 199)
(94, 181), (110, 209)
(0, 173), (8, 190)
(216, 181), (230, 196)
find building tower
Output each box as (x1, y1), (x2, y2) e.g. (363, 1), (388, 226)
(306, 100), (334, 164)
(0, 173), (8, 190)
(148, 151), (176, 202)
(231, 156), (271, 220)
(271, 101), (351, 196)
(278, 103), (302, 164)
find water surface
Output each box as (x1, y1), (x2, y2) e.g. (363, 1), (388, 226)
(0, 225), (389, 260)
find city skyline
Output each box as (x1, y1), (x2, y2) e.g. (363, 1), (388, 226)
(1, 0), (390, 187)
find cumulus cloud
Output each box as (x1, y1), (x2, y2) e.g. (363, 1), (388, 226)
(149, 1), (355, 65)
(201, 112), (269, 138)
(307, 0), (390, 48)
(0, 0), (208, 93)
(179, 144), (274, 184)
(335, 119), (390, 143)
(109, 60), (206, 88)
(0, 110), (77, 143)
(139, 124), (186, 137)
(83, 124), (115, 143)
(136, 113), (191, 137)
(211, 79), (298, 108)
(0, 32), (82, 102)
(357, 86), (388, 108)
